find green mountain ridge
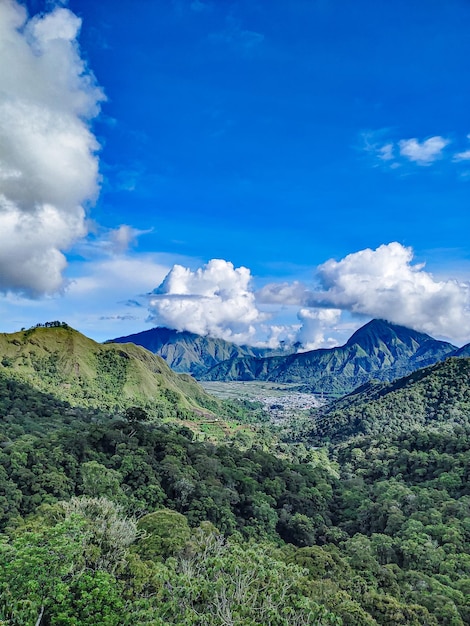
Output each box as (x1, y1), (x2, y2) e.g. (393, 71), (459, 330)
(201, 319), (457, 394)
(0, 325), (215, 416)
(107, 326), (293, 376)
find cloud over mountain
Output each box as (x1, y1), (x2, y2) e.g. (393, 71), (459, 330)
(259, 243), (470, 343)
(147, 259), (266, 343)
(0, 0), (104, 296)
(146, 245), (470, 347)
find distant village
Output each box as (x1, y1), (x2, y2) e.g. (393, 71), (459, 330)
(259, 392), (323, 420)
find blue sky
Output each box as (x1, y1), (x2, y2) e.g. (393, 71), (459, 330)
(1, 0), (470, 347)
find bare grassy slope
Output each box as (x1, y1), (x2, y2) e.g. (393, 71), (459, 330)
(0, 325), (214, 412)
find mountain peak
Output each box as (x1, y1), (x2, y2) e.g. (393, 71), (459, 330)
(346, 319), (431, 349)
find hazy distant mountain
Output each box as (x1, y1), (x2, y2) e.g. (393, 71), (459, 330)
(201, 319), (457, 394)
(107, 327), (292, 377)
(307, 355), (470, 443)
(451, 343), (470, 358)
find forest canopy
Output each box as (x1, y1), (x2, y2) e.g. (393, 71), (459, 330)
(0, 368), (469, 625)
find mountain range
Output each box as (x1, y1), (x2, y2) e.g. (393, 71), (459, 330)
(108, 320), (464, 395)
(3, 320), (468, 419)
(108, 326), (293, 377)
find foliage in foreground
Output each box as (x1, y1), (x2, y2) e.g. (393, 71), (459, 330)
(1, 367), (470, 624)
(0, 498), (340, 626)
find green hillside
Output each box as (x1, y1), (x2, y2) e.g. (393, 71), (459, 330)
(306, 356), (470, 444)
(0, 324), (215, 417)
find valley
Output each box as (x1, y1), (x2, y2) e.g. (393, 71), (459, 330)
(201, 380), (325, 421)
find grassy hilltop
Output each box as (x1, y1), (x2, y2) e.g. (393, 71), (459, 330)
(0, 324), (214, 415)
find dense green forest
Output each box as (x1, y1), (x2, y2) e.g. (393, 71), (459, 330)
(306, 357), (470, 443)
(1, 364), (470, 625)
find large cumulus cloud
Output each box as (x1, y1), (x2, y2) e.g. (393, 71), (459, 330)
(147, 245), (470, 347)
(147, 259), (267, 343)
(0, 0), (104, 296)
(259, 243), (470, 343)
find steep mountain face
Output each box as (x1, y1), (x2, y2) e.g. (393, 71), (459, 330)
(107, 327), (289, 376)
(0, 325), (214, 413)
(201, 320), (456, 394)
(308, 356), (470, 443)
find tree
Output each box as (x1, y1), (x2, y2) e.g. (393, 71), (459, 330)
(136, 508), (191, 561)
(0, 517), (86, 625)
(61, 497), (138, 574)
(80, 461), (124, 500)
(150, 528), (343, 625)
(0, 497), (138, 625)
(125, 407), (149, 424)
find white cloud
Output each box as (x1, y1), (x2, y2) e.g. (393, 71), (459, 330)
(0, 201), (83, 295)
(257, 281), (309, 305)
(453, 133), (470, 161)
(106, 225), (137, 254)
(398, 136), (449, 165)
(377, 143), (394, 161)
(0, 254), (171, 341)
(0, 0), (104, 296)
(148, 259), (267, 343)
(259, 243), (470, 343)
(255, 324), (299, 349)
(453, 150), (470, 162)
(105, 225), (151, 255)
(69, 257), (168, 299)
(361, 130), (398, 168)
(362, 131), (469, 170)
(296, 308), (342, 350)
